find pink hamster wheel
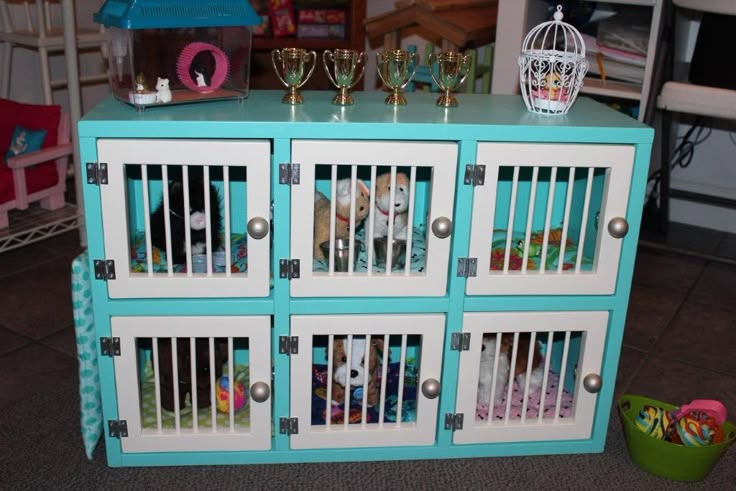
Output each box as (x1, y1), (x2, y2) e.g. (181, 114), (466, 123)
(176, 42), (230, 94)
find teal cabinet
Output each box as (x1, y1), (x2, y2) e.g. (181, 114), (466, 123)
(79, 91), (653, 467)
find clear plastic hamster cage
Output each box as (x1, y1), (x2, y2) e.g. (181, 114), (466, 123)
(94, 0), (260, 110)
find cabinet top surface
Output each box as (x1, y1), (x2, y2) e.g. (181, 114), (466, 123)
(79, 91), (653, 143)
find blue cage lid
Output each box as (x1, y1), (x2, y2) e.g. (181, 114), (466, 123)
(94, 0), (261, 29)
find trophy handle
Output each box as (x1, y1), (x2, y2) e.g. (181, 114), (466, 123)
(398, 51), (420, 90)
(271, 49), (288, 88)
(375, 52), (391, 89)
(457, 52), (472, 88)
(428, 52), (442, 90)
(322, 50), (338, 88)
(349, 51), (367, 89)
(297, 50), (317, 89)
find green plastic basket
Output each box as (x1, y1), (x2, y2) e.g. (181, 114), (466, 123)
(618, 394), (736, 481)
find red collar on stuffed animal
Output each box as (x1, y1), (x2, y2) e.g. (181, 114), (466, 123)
(376, 205), (390, 216)
(335, 212), (351, 223)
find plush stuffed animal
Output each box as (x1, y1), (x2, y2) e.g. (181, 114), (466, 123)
(330, 336), (384, 407)
(477, 333), (544, 407)
(155, 77), (172, 103)
(373, 172), (410, 240)
(156, 338), (228, 411)
(313, 178), (370, 260)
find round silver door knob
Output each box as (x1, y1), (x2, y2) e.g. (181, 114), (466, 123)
(607, 217), (629, 239)
(421, 378), (441, 399)
(583, 373), (602, 393)
(250, 381), (271, 403)
(247, 217), (270, 239)
(431, 217), (453, 239)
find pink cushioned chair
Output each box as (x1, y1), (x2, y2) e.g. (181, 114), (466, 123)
(0, 97), (70, 229)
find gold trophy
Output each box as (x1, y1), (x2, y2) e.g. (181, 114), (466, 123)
(323, 49), (366, 106)
(428, 51), (471, 107)
(271, 47), (317, 104)
(376, 49), (419, 106)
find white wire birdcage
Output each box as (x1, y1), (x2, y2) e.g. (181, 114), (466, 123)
(519, 5), (589, 115)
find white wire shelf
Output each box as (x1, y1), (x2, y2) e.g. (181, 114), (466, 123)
(0, 203), (82, 253)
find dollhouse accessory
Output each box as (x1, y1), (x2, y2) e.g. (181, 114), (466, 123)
(518, 5), (589, 115)
(155, 78), (172, 103)
(215, 375), (247, 413)
(176, 42), (230, 94)
(128, 73), (157, 105)
(323, 49), (367, 106)
(271, 47), (317, 104)
(313, 178), (370, 261)
(428, 51), (471, 107)
(376, 49), (419, 105)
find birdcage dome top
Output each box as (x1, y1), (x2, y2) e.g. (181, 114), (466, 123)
(521, 5), (586, 62)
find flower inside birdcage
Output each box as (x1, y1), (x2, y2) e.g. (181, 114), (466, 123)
(518, 5), (589, 115)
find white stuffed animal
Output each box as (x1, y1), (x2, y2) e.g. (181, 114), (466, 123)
(155, 77), (172, 103)
(373, 172), (410, 240)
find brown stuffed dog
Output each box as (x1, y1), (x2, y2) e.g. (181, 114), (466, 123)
(313, 178), (370, 260)
(373, 172), (410, 240)
(156, 338), (228, 412)
(330, 336), (384, 407)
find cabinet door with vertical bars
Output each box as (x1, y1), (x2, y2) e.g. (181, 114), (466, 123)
(289, 314), (445, 449)
(111, 316), (272, 453)
(289, 139), (458, 297)
(467, 143), (634, 295)
(454, 311), (607, 444)
(97, 139), (271, 298)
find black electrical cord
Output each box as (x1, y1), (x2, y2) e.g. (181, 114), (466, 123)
(645, 116), (711, 206)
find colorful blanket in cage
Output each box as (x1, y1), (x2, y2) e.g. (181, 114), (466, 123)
(129, 232), (249, 273)
(140, 362), (251, 430)
(311, 362), (418, 425)
(475, 371), (574, 422)
(490, 228), (594, 272)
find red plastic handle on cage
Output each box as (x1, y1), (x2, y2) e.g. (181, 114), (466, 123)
(672, 399), (727, 424)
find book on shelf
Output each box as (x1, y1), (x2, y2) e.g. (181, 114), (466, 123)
(585, 53), (644, 84)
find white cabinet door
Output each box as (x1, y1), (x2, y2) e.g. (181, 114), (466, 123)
(289, 314), (445, 449)
(454, 311), (607, 444)
(97, 139), (271, 298)
(467, 143), (634, 295)
(111, 316), (271, 453)
(290, 140), (457, 297)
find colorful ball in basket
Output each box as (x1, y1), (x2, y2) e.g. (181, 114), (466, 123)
(215, 375), (246, 413)
(635, 405), (673, 440)
(176, 42), (230, 94)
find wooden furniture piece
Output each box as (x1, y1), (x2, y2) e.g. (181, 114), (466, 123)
(0, 100), (80, 251)
(491, 0), (664, 123)
(0, 0), (107, 104)
(78, 90), (652, 466)
(655, 0), (736, 240)
(364, 0), (497, 53)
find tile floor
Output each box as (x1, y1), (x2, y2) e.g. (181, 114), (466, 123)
(0, 222), (735, 420)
